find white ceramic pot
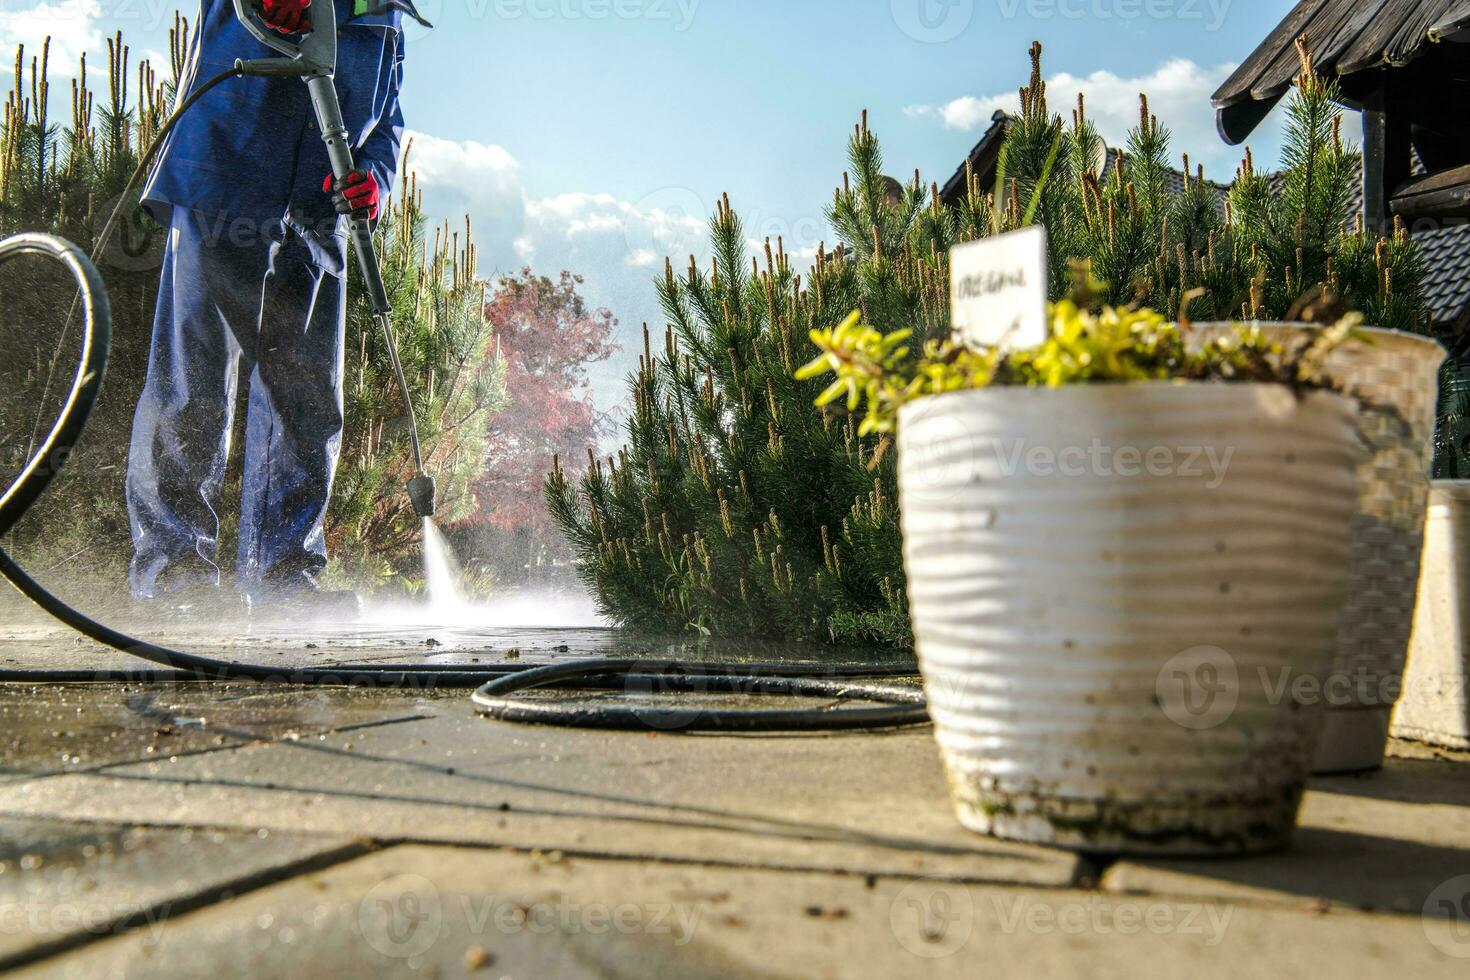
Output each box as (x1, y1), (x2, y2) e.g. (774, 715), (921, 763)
(1196, 325), (1446, 773)
(1392, 481), (1470, 750)
(897, 382), (1363, 855)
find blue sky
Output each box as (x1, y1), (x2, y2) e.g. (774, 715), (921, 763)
(0, 0), (1305, 408)
(403, 0), (1286, 216)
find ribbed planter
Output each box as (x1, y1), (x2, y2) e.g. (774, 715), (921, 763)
(897, 382), (1362, 855)
(1392, 481), (1470, 750)
(1195, 324), (1445, 773)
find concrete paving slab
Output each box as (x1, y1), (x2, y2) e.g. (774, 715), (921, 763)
(1103, 749), (1470, 915)
(0, 683), (434, 782)
(0, 707), (1081, 886)
(0, 816), (363, 971)
(16, 843), (1465, 979)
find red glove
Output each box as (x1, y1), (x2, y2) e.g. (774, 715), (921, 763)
(323, 170), (380, 221)
(259, 0), (311, 34)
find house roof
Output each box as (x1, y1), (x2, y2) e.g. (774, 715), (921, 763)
(1415, 224), (1470, 328)
(937, 111), (1010, 206)
(1319, 151), (1470, 330)
(1211, 0), (1470, 143)
(1098, 151), (1233, 208)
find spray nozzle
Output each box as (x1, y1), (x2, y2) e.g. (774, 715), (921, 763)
(407, 472), (436, 519)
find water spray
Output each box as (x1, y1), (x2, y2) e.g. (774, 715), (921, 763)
(0, 5), (925, 732)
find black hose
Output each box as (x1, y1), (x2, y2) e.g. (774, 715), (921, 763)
(0, 235), (110, 537)
(471, 659), (927, 732)
(0, 73), (928, 732)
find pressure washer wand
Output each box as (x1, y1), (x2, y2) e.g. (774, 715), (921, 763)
(231, 0), (435, 519)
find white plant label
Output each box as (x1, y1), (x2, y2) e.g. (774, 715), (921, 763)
(949, 225), (1049, 351)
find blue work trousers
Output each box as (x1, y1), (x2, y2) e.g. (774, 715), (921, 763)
(126, 209), (346, 599)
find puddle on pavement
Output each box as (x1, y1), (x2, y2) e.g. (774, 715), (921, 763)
(0, 684), (435, 779)
(0, 623), (917, 778)
(1, 623), (916, 671)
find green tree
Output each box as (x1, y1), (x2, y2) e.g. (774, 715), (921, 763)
(546, 114), (954, 646)
(550, 41), (1431, 646)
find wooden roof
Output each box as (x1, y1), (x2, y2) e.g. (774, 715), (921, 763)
(1212, 0), (1470, 143)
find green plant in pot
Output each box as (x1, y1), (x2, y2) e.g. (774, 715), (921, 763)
(798, 290), (1367, 855)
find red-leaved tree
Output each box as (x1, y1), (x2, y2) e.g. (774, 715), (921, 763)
(452, 268), (616, 583)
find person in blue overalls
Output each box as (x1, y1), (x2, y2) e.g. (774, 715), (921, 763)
(127, 0), (427, 615)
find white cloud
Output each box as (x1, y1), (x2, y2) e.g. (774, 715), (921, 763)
(402, 131), (713, 419)
(401, 129), (524, 234)
(907, 58), (1282, 181)
(0, 0), (104, 72)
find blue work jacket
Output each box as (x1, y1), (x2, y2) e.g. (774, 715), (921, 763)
(142, 0), (423, 271)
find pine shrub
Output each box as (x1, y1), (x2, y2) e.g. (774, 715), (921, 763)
(551, 41), (1431, 646)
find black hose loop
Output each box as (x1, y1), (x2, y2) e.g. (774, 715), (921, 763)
(0, 234), (111, 538)
(472, 658), (929, 732)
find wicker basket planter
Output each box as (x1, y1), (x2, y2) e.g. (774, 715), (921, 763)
(1194, 324), (1446, 773)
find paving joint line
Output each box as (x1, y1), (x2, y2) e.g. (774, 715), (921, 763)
(0, 839), (376, 973)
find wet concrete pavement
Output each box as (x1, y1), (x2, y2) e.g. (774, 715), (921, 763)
(0, 624), (1468, 977)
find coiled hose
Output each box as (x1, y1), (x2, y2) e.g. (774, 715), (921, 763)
(0, 73), (926, 732)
